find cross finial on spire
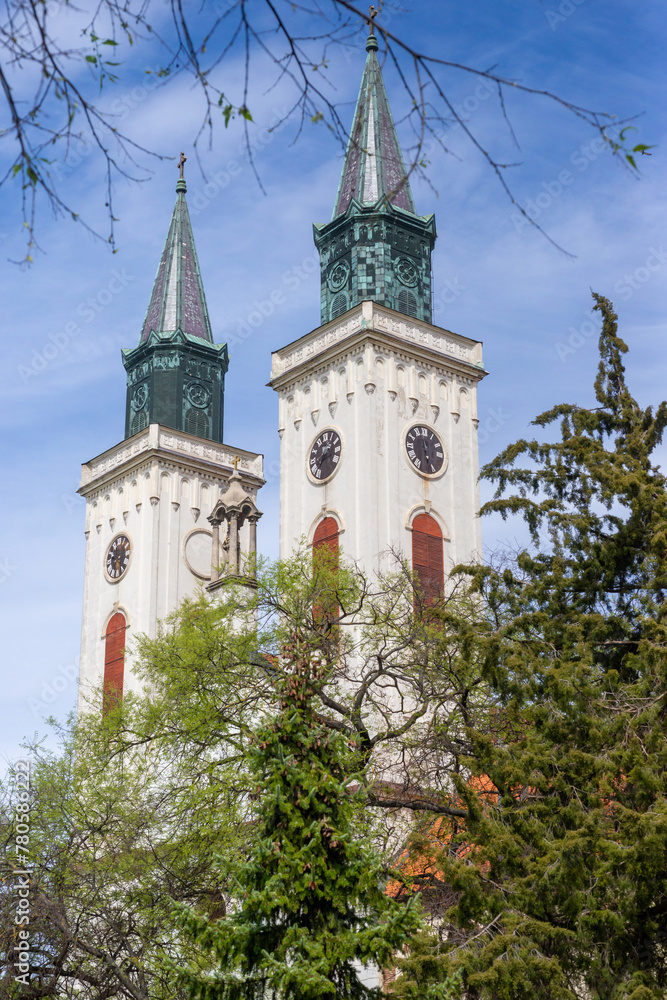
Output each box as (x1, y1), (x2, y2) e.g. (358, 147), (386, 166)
(366, 6), (379, 51)
(178, 151), (187, 180)
(232, 454), (240, 472)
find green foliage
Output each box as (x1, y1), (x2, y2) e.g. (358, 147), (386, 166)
(174, 640), (422, 1000)
(395, 295), (667, 999)
(4, 548), (478, 996)
(0, 702), (248, 999)
(391, 931), (463, 999)
(604, 126), (656, 171)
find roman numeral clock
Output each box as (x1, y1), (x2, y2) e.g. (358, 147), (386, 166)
(404, 425), (446, 477)
(308, 430), (343, 482)
(270, 22), (486, 577)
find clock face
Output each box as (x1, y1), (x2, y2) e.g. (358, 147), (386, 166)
(106, 535), (131, 581)
(308, 429), (342, 483)
(405, 425), (446, 476)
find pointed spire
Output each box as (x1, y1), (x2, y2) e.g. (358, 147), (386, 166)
(139, 157), (214, 344)
(332, 17), (416, 219)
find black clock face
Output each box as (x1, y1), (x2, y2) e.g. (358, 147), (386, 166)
(106, 535), (131, 580)
(308, 429), (342, 482)
(405, 425), (445, 476)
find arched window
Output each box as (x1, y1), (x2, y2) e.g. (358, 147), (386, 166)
(412, 513), (444, 604)
(312, 517), (340, 627)
(331, 293), (348, 320)
(398, 289), (418, 318)
(313, 516), (339, 560)
(103, 612), (126, 714)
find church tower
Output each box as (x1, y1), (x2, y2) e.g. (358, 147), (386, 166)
(313, 28), (435, 325)
(77, 165), (264, 713)
(121, 171), (228, 443)
(270, 25), (486, 586)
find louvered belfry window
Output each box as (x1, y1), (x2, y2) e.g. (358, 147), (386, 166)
(398, 288), (418, 318)
(331, 293), (348, 320)
(411, 513), (444, 603)
(103, 612), (126, 714)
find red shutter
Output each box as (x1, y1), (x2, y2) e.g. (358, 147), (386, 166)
(313, 516), (339, 557)
(312, 517), (339, 626)
(412, 513), (444, 604)
(103, 612), (126, 714)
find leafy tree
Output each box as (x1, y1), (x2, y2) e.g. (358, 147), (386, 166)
(0, 705), (248, 1000)
(0, 551), (484, 997)
(394, 294), (667, 999)
(175, 636), (422, 999)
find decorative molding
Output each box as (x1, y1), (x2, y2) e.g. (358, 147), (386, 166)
(269, 301), (484, 384)
(404, 504), (450, 540)
(307, 506), (346, 544)
(80, 423), (264, 491)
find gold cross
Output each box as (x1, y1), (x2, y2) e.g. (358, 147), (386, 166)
(368, 5), (378, 32)
(232, 454), (240, 471)
(178, 151), (187, 179)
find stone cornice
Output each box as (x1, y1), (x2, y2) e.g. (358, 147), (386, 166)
(79, 424), (264, 497)
(269, 301), (486, 389)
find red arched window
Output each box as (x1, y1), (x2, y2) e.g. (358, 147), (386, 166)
(312, 517), (340, 627)
(412, 513), (444, 604)
(313, 516), (339, 559)
(103, 612), (126, 714)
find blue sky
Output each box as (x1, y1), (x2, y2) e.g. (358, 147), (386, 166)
(1, 0), (665, 767)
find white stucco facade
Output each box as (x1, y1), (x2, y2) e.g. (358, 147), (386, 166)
(77, 423), (263, 712)
(270, 299), (486, 573)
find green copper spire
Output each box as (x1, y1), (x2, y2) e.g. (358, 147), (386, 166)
(314, 20), (436, 325)
(140, 159), (214, 344)
(333, 25), (416, 219)
(121, 157), (228, 442)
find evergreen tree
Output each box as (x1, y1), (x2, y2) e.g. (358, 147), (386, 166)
(174, 635), (422, 1000)
(395, 295), (667, 1000)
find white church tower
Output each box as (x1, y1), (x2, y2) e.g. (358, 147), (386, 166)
(77, 162), (264, 713)
(270, 24), (486, 590)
